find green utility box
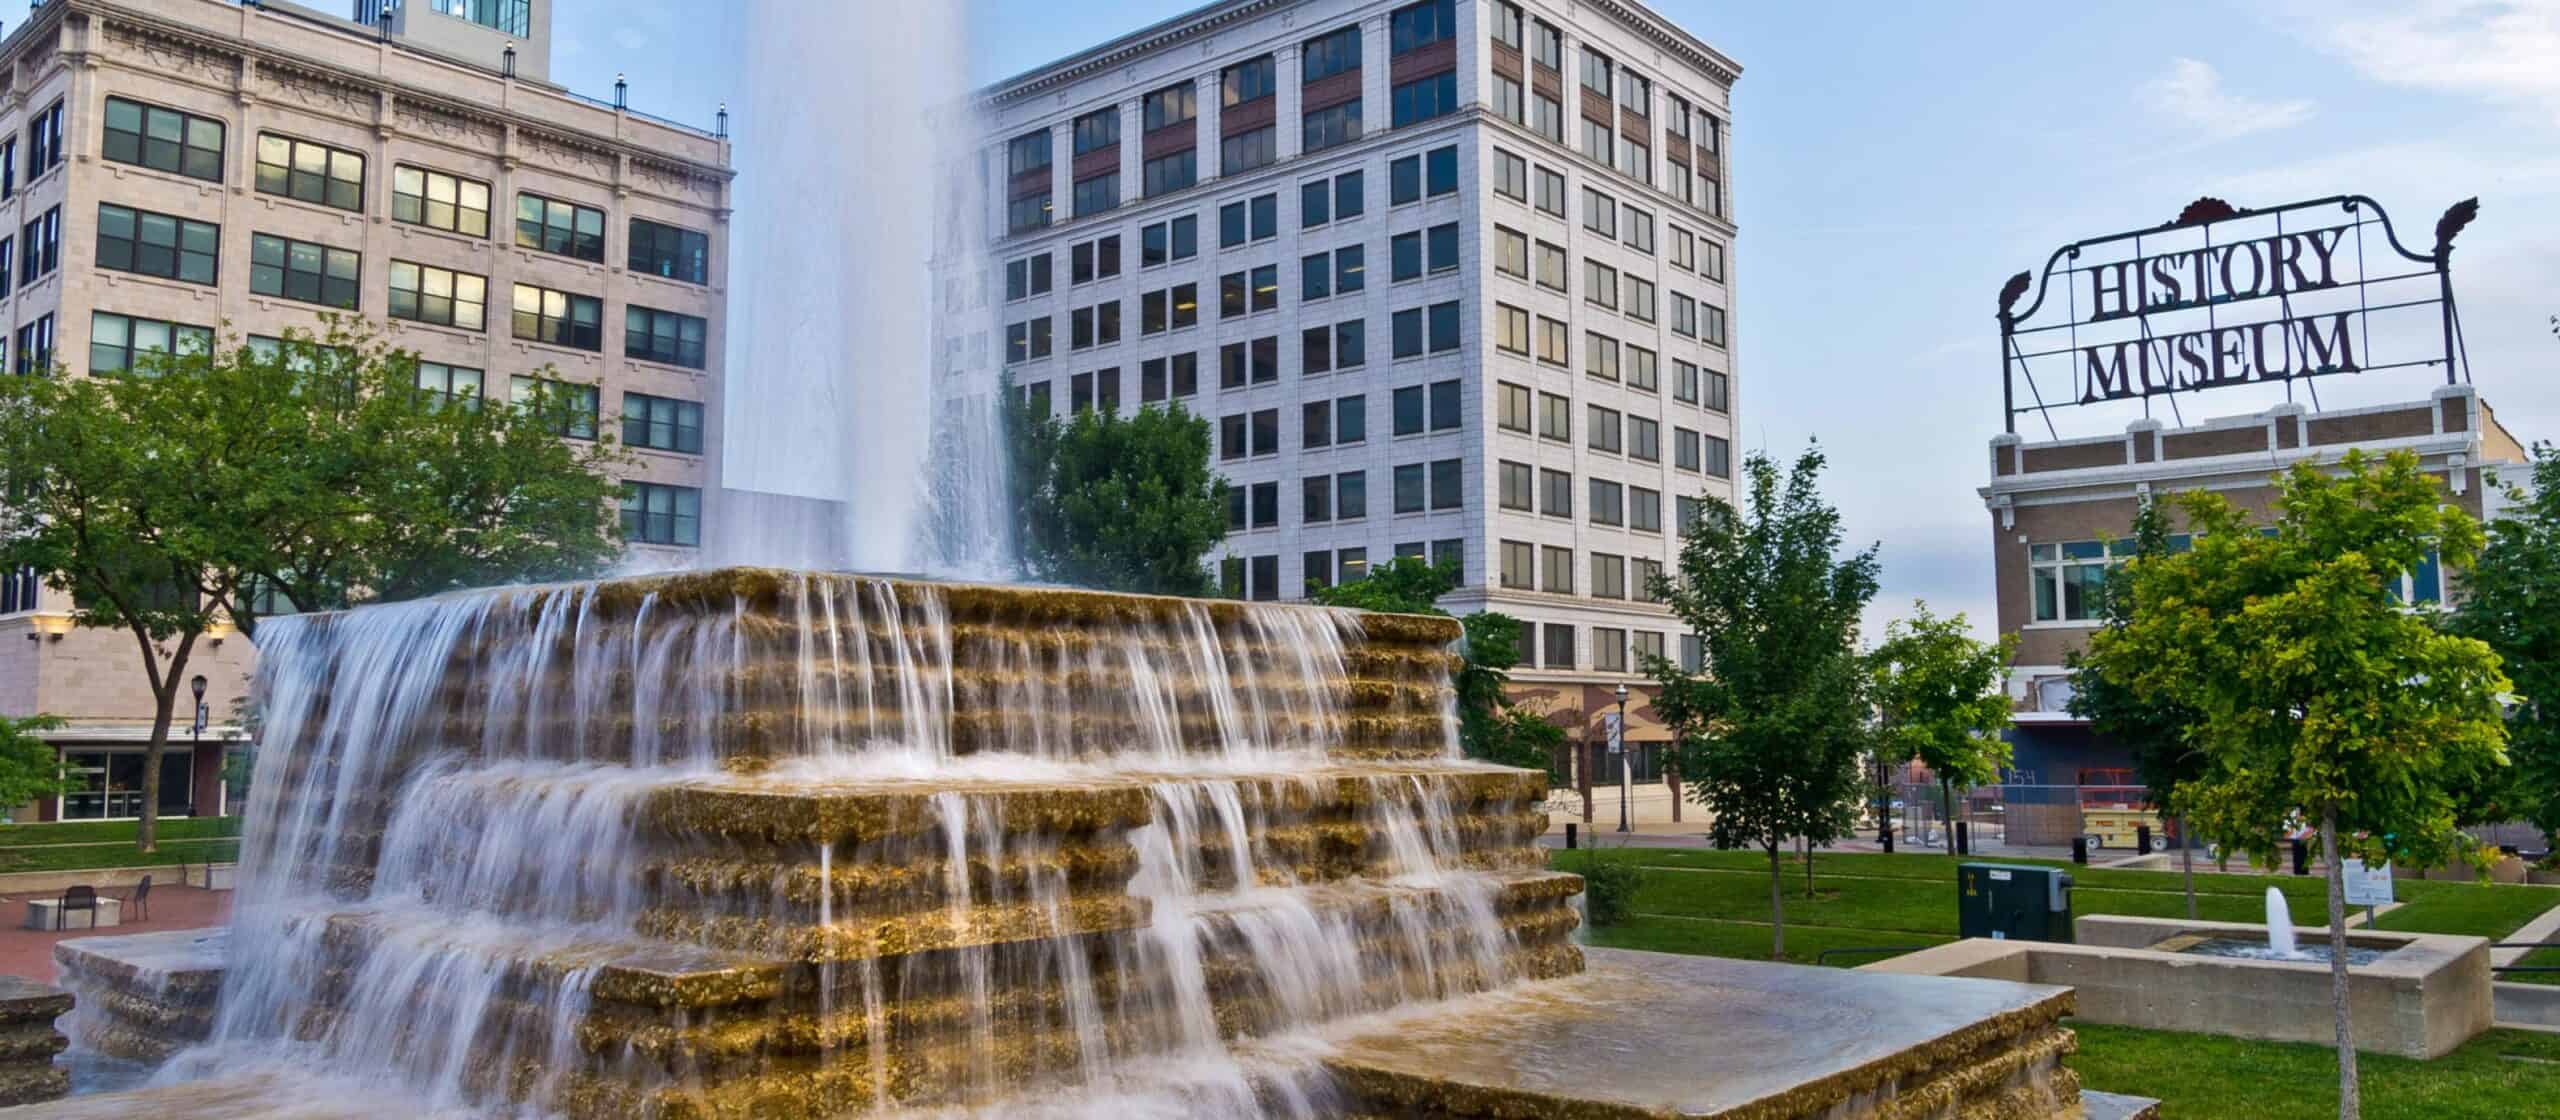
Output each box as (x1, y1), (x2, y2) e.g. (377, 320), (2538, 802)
(1957, 862), (2074, 943)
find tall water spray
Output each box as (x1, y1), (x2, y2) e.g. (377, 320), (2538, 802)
(724, 2), (1013, 576)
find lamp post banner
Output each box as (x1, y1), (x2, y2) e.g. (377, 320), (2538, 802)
(1995, 195), (2476, 437)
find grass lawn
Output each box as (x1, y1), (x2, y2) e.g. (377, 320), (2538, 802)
(2070, 1023), (2560, 1120)
(1550, 847), (2560, 951)
(0, 817), (241, 873)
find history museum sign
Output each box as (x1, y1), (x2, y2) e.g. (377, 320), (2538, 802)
(1994, 195), (2478, 436)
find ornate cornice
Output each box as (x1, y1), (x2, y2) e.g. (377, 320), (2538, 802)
(1583, 0), (1744, 88)
(981, 0), (1294, 108)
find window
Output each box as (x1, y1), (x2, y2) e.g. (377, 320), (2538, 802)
(1070, 236), (1122, 285)
(250, 233), (360, 308)
(1674, 360), (1701, 405)
(1628, 345), (1659, 391)
(1337, 469), (1368, 516)
(1540, 467), (1573, 516)
(1544, 623), (1575, 669)
(1251, 481), (1279, 528)
(1219, 267), (1277, 317)
(1704, 239), (1727, 282)
(1219, 194), (1278, 247)
(94, 204), (213, 286)
(1592, 554), (1626, 599)
(0, 235), (12, 290)
(0, 138), (14, 199)
(1705, 434), (1732, 477)
(19, 206), (58, 288)
(1704, 303), (1730, 347)
(1304, 399), (1335, 447)
(1588, 404), (1622, 452)
(1074, 173), (1120, 218)
(1625, 277), (1657, 323)
(1006, 254), (1052, 301)
(257, 133), (364, 211)
(512, 375), (601, 439)
(1590, 478), (1625, 526)
(1072, 107), (1120, 157)
(627, 306), (710, 368)
(1429, 458), (1463, 509)
(1675, 427), (1702, 472)
(1586, 333), (1620, 383)
(1008, 129), (1052, 178)
(1144, 150), (1197, 198)
(1536, 316), (1569, 366)
(394, 166), (493, 238)
(1630, 486), (1663, 533)
(1393, 463), (1427, 514)
(1140, 283), (1198, 333)
(1490, 75), (1524, 125)
(1391, 0), (1456, 53)
(1218, 337), (1279, 387)
(1671, 227), (1696, 272)
(1629, 417), (1661, 462)
(24, 100), (62, 180)
(1497, 382), (1532, 432)
(1500, 540), (1534, 589)
(102, 97), (223, 182)
(1531, 93), (1564, 143)
(1391, 302), (1461, 358)
(513, 283), (604, 351)
(1491, 0), (1525, 48)
(1495, 303), (1531, 356)
(430, 0), (533, 36)
(516, 191), (605, 262)
(1221, 414), (1248, 461)
(414, 362), (485, 410)
(1389, 146), (1459, 205)
(1535, 241), (1569, 293)
(1334, 319), (1368, 369)
(2029, 541), (2117, 623)
(1223, 55), (1276, 106)
(1390, 224), (1458, 281)
(1583, 188), (1619, 238)
(1494, 149), (1528, 201)
(1586, 260), (1619, 309)
(13, 315), (52, 376)
(1531, 19), (1563, 68)
(1250, 555), (1280, 601)
(1542, 545), (1574, 592)
(1141, 353), (1200, 401)
(1145, 84), (1197, 132)
(1333, 171), (1366, 221)
(1141, 216), (1198, 266)
(1672, 293), (1699, 337)
(1594, 628), (1628, 672)
(1581, 117), (1615, 166)
(1303, 550), (1334, 594)
(1499, 460), (1533, 510)
(1534, 169), (1567, 218)
(1633, 560), (1664, 604)
(87, 313), (211, 376)
(1010, 190), (1054, 236)
(621, 483), (701, 547)
(1495, 227), (1530, 281)
(1622, 139), (1652, 184)
(623, 392), (704, 453)
(388, 261), (488, 329)
(1391, 72), (1459, 128)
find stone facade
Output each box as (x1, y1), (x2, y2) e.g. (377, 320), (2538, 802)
(0, 0), (732, 821)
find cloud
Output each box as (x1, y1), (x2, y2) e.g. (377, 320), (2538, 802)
(2141, 58), (2315, 141)
(2313, 0), (2560, 128)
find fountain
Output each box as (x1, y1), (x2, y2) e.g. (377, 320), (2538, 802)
(2265, 886), (2296, 958)
(25, 567), (2126, 1118)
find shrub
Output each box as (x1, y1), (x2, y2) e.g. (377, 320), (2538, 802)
(1576, 850), (1647, 928)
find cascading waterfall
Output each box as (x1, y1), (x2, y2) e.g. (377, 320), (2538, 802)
(98, 569), (1575, 1118)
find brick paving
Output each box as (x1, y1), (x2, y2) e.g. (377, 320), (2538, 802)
(0, 883), (229, 984)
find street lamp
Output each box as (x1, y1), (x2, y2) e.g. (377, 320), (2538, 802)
(189, 675), (208, 744)
(1614, 682), (1632, 834)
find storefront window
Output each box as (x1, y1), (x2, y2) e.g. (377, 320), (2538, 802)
(59, 751), (192, 820)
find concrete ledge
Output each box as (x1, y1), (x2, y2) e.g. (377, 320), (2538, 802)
(2495, 980), (2560, 1029)
(1877, 917), (2494, 1060)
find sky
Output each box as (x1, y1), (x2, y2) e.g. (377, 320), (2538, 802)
(546, 0), (2560, 639)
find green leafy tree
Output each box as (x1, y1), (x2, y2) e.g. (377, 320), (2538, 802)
(0, 323), (625, 850)
(0, 715), (71, 814)
(1871, 602), (2016, 858)
(1313, 556), (1562, 768)
(1009, 400), (1226, 596)
(1645, 446), (1879, 958)
(2089, 450), (2509, 1120)
(2450, 445), (2560, 843)
(2071, 497), (2211, 915)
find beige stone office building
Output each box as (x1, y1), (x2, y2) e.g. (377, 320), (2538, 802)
(0, 0), (731, 821)
(963, 0), (1742, 806)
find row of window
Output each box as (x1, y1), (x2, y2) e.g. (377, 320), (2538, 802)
(1497, 540), (1669, 601)
(1487, 1), (1727, 222)
(1223, 537), (1463, 602)
(85, 201), (708, 367)
(95, 95), (712, 283)
(1007, 0), (1462, 233)
(2025, 535), (2444, 623)
(1007, 295), (1458, 367)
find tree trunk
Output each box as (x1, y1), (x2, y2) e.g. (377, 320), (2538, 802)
(1667, 760), (1682, 823)
(1579, 738), (1594, 824)
(133, 640), (195, 856)
(1804, 838), (1816, 898)
(2179, 814), (2198, 920)
(2322, 806), (2361, 1120)
(1941, 779), (1956, 854)
(1766, 842), (1786, 960)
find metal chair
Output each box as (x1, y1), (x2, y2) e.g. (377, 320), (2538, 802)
(122, 875), (151, 922)
(55, 885), (96, 931)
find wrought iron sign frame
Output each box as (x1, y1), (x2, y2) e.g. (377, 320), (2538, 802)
(1995, 194), (2477, 437)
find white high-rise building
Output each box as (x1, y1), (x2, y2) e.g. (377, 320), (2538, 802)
(956, 0), (1740, 783)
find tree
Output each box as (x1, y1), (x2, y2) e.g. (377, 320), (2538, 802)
(0, 324), (624, 851)
(2449, 444), (2560, 842)
(1312, 556), (1563, 768)
(1645, 446), (1879, 958)
(2088, 450), (2509, 1120)
(1008, 400), (1227, 596)
(2072, 497), (2212, 917)
(1870, 602), (2016, 859)
(0, 715), (71, 814)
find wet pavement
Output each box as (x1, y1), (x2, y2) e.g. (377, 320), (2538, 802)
(0, 885), (230, 984)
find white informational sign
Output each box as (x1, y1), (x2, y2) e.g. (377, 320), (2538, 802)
(2341, 859), (2395, 907)
(1604, 712), (1624, 754)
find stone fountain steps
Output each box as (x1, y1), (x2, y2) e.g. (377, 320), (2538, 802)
(439, 657), (1456, 712)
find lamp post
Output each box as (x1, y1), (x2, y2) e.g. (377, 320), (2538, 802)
(189, 675), (208, 744)
(1614, 682), (1631, 834)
